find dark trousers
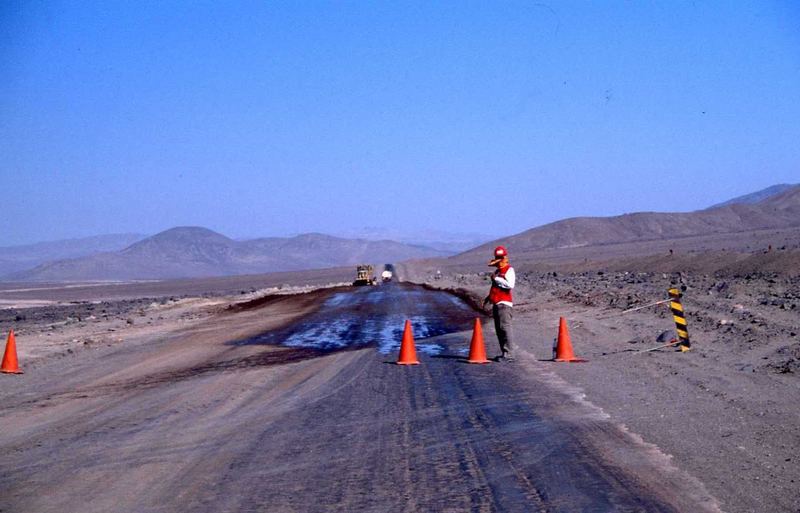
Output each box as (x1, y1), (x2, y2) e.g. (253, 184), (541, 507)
(492, 304), (513, 356)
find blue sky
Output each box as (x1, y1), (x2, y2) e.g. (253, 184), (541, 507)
(1, 1), (798, 245)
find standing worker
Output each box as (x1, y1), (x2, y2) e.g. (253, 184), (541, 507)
(483, 246), (515, 362)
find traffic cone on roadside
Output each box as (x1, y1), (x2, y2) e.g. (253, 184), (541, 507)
(467, 318), (490, 364)
(397, 320), (420, 365)
(554, 318), (586, 362)
(1, 330), (23, 374)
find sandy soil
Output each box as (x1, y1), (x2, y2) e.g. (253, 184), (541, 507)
(0, 277), (350, 366)
(401, 255), (800, 513)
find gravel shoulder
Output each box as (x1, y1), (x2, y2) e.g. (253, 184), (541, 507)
(0, 278), (349, 367)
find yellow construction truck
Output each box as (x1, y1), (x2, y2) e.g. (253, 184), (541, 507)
(353, 265), (377, 286)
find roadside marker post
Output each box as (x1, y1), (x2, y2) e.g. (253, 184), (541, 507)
(634, 289), (692, 354)
(668, 288), (691, 352)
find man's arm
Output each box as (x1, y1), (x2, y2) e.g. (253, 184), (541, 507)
(493, 267), (515, 289)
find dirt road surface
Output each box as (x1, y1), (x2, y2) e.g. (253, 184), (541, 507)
(0, 283), (720, 512)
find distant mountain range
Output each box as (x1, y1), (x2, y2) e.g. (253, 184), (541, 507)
(453, 184), (800, 263)
(0, 233), (146, 277)
(6, 229), (451, 281)
(331, 227), (493, 253)
(4, 183), (798, 282)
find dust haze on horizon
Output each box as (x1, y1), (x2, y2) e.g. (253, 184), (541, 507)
(2, 1), (799, 246)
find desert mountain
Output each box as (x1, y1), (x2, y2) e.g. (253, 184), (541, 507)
(452, 185), (800, 264)
(0, 233), (146, 277)
(7, 228), (451, 282)
(333, 227), (493, 253)
(707, 183), (799, 209)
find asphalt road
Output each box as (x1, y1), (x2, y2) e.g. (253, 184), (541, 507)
(0, 283), (717, 512)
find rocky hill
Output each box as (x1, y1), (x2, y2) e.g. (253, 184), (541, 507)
(707, 183), (798, 209)
(452, 185), (800, 264)
(6, 228), (450, 281)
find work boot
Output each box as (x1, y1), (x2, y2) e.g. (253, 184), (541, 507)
(494, 353), (515, 363)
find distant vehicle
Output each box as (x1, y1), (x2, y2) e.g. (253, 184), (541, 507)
(353, 265), (376, 286)
(382, 264), (396, 283)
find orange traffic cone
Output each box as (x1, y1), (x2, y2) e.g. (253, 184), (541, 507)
(467, 318), (490, 364)
(554, 317), (586, 362)
(397, 320), (420, 365)
(1, 330), (23, 374)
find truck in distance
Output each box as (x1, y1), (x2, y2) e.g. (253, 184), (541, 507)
(353, 265), (376, 286)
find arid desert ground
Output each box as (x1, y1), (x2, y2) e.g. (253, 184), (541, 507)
(0, 238), (798, 512)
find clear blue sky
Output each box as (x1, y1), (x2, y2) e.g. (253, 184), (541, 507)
(2, 1), (798, 245)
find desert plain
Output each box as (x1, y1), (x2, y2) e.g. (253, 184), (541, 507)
(0, 227), (798, 512)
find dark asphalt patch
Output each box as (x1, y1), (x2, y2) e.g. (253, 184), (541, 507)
(117, 347), (328, 390)
(234, 283), (484, 356)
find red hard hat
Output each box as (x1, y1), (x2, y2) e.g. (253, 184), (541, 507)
(494, 246), (507, 258)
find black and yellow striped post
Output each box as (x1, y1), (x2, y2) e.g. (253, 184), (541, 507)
(668, 288), (691, 352)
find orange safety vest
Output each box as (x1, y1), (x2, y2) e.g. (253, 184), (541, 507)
(489, 265), (513, 304)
